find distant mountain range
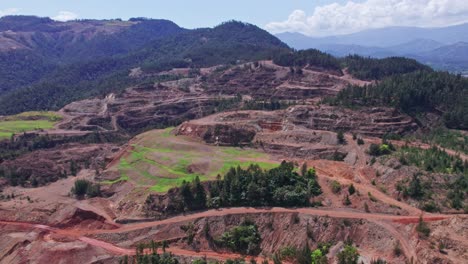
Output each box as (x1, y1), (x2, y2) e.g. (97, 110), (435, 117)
(276, 23), (468, 72)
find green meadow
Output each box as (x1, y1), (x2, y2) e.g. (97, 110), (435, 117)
(106, 127), (278, 193)
(0, 111), (62, 140)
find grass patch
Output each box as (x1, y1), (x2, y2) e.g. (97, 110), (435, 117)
(101, 174), (129, 185)
(109, 129), (278, 193)
(0, 111), (62, 140)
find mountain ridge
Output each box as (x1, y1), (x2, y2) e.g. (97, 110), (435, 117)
(276, 23), (468, 72)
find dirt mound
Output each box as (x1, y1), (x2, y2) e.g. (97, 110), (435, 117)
(51, 207), (117, 230)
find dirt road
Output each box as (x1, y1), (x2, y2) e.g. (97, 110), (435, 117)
(0, 206), (451, 263)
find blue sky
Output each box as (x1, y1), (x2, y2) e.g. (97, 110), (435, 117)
(1, 0), (467, 36)
(0, 0), (347, 28)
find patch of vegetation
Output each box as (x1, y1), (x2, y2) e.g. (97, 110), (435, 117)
(121, 240), (178, 264)
(217, 220), (261, 255)
(0, 111), (62, 140)
(397, 171), (467, 211)
(337, 131), (346, 145)
(331, 180), (342, 194)
(112, 129), (277, 193)
(329, 70), (468, 129)
(407, 127), (468, 155)
(368, 142), (395, 156)
(337, 245), (359, 264)
(342, 55), (431, 80)
(158, 162), (321, 215)
(416, 216), (431, 238)
(71, 179), (101, 198)
(273, 49), (342, 72)
(396, 146), (467, 174)
(357, 138), (365, 145)
(242, 99), (295, 111)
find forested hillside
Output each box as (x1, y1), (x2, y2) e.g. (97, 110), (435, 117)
(342, 55), (432, 80)
(330, 71), (468, 129)
(0, 18), (288, 114)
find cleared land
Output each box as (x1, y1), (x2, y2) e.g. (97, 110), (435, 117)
(0, 111), (62, 140)
(105, 128), (278, 192)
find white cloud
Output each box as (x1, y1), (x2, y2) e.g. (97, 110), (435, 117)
(0, 8), (19, 17)
(266, 0), (468, 36)
(52, 11), (78, 22)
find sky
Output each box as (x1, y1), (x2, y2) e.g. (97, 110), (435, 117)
(1, 0), (468, 36)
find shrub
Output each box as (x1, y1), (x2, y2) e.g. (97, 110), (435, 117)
(343, 195), (351, 206)
(331, 181), (342, 194)
(422, 201), (439, 212)
(348, 184), (356, 195)
(337, 131), (346, 145)
(369, 144), (381, 156)
(71, 179), (90, 196)
(416, 216), (431, 238)
(393, 241), (402, 256)
(337, 245), (359, 264)
(357, 138), (365, 145)
(219, 220), (261, 255)
(71, 179), (101, 198)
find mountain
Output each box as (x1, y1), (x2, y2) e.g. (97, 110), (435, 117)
(276, 23), (468, 72)
(0, 16), (186, 94)
(387, 39), (444, 55)
(277, 23), (468, 48)
(413, 42), (468, 71)
(0, 18), (289, 114)
(316, 44), (396, 58)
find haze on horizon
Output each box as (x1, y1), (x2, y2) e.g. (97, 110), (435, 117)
(1, 0), (468, 37)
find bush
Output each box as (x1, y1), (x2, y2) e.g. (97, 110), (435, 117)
(343, 195), (352, 206)
(422, 201), (439, 212)
(369, 144), (381, 156)
(393, 241), (402, 256)
(219, 220), (261, 255)
(337, 131), (346, 145)
(72, 179), (90, 196)
(337, 245), (359, 264)
(368, 143), (393, 156)
(416, 216), (431, 238)
(348, 184), (356, 195)
(357, 138), (365, 145)
(331, 181), (342, 194)
(71, 179), (101, 198)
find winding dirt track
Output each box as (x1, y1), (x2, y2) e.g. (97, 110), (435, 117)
(0, 207), (450, 262)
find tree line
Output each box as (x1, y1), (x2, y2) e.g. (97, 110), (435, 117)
(146, 162), (322, 215)
(329, 70), (468, 129)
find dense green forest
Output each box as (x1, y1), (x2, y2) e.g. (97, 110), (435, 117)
(273, 49), (342, 72)
(146, 162), (322, 214)
(330, 71), (468, 129)
(342, 55), (432, 80)
(0, 50), (56, 94)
